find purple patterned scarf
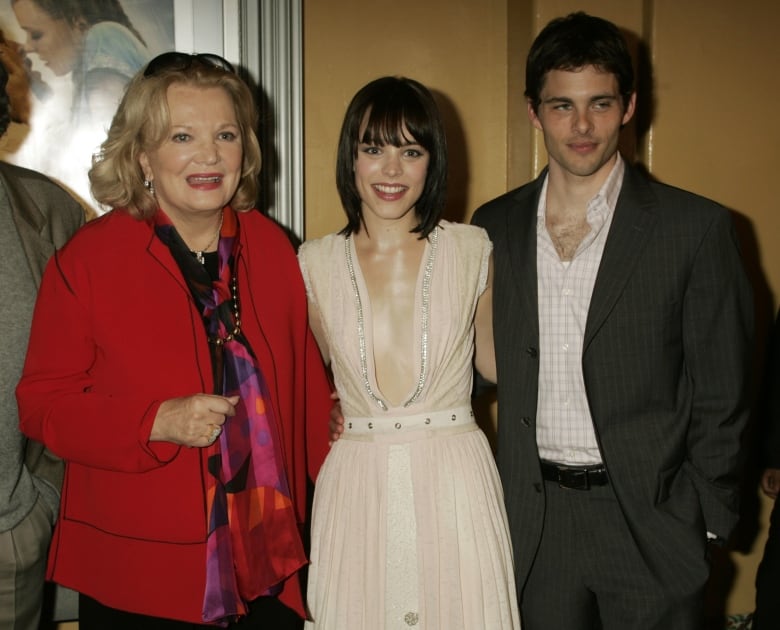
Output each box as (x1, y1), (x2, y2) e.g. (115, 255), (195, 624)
(154, 207), (306, 625)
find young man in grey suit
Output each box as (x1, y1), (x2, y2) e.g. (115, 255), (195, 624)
(471, 12), (753, 630)
(0, 56), (84, 628)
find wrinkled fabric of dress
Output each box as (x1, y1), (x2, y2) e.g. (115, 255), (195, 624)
(299, 221), (521, 629)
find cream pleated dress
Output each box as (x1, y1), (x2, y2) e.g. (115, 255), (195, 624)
(298, 221), (520, 629)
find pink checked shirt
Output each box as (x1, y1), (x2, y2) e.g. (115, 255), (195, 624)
(535, 155), (625, 465)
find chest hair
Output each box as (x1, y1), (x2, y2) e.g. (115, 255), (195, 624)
(546, 215), (591, 262)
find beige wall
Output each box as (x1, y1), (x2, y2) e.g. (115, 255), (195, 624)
(303, 0), (518, 238)
(303, 0), (779, 619)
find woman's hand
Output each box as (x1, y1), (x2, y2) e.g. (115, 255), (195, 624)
(328, 391), (344, 445)
(150, 394), (240, 448)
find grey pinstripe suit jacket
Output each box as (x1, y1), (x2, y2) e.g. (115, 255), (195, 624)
(472, 160), (753, 596)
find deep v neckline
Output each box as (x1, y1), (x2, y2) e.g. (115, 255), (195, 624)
(345, 228), (438, 411)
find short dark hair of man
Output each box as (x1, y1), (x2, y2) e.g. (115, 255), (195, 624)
(525, 11), (635, 113)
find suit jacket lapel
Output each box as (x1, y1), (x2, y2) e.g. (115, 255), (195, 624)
(505, 172), (544, 340)
(584, 163), (658, 350)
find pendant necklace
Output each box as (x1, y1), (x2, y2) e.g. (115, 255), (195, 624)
(191, 211), (223, 264)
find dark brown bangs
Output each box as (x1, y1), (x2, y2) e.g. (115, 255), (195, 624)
(359, 98), (430, 149)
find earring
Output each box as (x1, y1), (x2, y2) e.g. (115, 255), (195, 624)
(143, 178), (155, 195)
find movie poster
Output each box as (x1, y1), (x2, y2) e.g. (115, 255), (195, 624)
(0, 0), (175, 216)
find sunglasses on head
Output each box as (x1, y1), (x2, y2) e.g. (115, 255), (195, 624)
(143, 52), (235, 78)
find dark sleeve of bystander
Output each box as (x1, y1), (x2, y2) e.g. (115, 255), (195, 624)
(762, 310), (780, 470)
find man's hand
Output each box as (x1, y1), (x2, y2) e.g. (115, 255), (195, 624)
(328, 391), (344, 445)
(760, 468), (780, 500)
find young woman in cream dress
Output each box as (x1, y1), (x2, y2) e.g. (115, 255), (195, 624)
(299, 76), (520, 629)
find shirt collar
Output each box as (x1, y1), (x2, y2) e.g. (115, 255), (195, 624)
(536, 153), (626, 223)
(597, 152), (625, 219)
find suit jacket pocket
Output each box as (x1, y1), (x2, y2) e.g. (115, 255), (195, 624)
(655, 462), (706, 534)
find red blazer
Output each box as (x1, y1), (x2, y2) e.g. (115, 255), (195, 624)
(17, 208), (331, 622)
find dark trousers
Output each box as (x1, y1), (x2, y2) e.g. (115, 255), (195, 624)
(78, 593), (303, 630)
(521, 480), (704, 630)
(754, 497), (780, 629)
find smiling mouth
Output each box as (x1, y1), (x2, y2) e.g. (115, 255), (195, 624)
(373, 184), (407, 194)
(187, 175), (222, 184)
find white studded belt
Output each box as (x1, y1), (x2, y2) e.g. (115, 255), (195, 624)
(342, 405), (476, 442)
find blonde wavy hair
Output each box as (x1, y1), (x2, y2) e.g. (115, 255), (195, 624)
(89, 59), (262, 218)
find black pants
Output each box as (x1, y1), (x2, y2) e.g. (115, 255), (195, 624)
(78, 593), (303, 630)
(754, 497), (780, 629)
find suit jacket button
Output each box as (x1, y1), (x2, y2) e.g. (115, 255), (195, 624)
(526, 346), (538, 358)
(520, 417), (531, 427)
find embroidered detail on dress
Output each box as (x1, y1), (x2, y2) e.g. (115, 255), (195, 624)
(345, 227), (438, 410)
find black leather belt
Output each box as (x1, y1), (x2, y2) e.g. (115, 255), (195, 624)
(539, 460), (608, 490)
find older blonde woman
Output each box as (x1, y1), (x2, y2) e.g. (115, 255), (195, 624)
(17, 52), (330, 629)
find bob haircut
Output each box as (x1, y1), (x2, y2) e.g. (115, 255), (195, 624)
(89, 57), (261, 219)
(336, 76), (447, 239)
(525, 12), (635, 114)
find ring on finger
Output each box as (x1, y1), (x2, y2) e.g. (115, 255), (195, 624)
(207, 426), (222, 443)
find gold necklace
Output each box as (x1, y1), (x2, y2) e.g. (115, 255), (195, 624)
(192, 211), (224, 264)
(210, 276), (241, 346)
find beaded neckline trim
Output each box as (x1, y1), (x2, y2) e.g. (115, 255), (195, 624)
(344, 227), (438, 410)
